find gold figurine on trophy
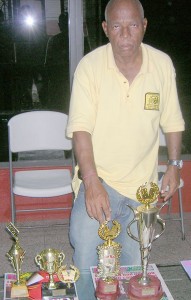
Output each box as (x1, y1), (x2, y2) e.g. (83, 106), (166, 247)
(96, 220), (122, 300)
(6, 222), (29, 298)
(127, 182), (167, 300)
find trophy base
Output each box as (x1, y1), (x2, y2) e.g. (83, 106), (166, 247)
(128, 274), (163, 300)
(11, 283), (29, 298)
(95, 278), (120, 300)
(44, 281), (58, 290)
(41, 282), (77, 299)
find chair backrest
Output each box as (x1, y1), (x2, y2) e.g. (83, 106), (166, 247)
(159, 128), (166, 147)
(8, 111), (72, 153)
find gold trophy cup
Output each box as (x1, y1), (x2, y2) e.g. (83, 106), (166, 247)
(96, 220), (122, 300)
(35, 248), (65, 289)
(6, 222), (29, 298)
(127, 182), (167, 300)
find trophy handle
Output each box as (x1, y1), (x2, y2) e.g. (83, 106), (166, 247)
(35, 254), (44, 270)
(152, 215), (166, 242)
(127, 219), (140, 243)
(152, 200), (168, 241)
(58, 252), (65, 266)
(126, 204), (140, 242)
(158, 200), (170, 214)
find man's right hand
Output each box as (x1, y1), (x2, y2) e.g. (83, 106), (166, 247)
(72, 131), (111, 223)
(83, 175), (111, 224)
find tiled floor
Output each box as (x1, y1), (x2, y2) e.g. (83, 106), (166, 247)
(150, 213), (191, 265)
(1, 213), (191, 276)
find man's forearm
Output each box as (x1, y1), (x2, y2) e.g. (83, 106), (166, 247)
(165, 131), (182, 160)
(73, 131), (98, 179)
(161, 131), (183, 201)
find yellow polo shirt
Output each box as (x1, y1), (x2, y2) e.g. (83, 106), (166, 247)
(67, 43), (185, 201)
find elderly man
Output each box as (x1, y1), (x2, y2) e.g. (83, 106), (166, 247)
(67, 0), (185, 298)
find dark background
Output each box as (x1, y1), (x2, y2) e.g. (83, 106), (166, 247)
(87, 0), (191, 154)
(0, 0), (191, 161)
(143, 0), (191, 154)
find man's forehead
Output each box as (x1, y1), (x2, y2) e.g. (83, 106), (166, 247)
(106, 0), (144, 20)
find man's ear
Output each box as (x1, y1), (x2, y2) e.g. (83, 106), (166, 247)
(143, 18), (148, 34)
(102, 21), (108, 37)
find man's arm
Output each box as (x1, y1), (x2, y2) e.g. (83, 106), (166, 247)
(73, 131), (111, 223)
(161, 131), (182, 201)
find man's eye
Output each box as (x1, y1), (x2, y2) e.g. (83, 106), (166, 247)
(113, 25), (119, 29)
(131, 23), (138, 27)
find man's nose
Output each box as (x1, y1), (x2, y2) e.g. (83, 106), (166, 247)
(121, 26), (130, 38)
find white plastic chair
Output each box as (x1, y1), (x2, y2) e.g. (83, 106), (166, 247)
(8, 111), (73, 226)
(158, 128), (185, 240)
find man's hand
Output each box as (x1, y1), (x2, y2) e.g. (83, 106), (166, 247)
(83, 175), (111, 224)
(72, 131), (111, 223)
(160, 166), (180, 201)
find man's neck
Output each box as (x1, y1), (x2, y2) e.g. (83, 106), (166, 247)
(114, 47), (143, 84)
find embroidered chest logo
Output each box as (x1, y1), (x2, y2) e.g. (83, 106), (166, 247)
(144, 93), (160, 110)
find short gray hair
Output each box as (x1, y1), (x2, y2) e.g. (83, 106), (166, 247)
(105, 0), (144, 22)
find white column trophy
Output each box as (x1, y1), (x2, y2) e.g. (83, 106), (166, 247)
(127, 182), (167, 300)
(96, 220), (122, 300)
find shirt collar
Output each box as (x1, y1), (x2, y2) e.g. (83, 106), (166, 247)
(106, 42), (151, 74)
(107, 43), (117, 70)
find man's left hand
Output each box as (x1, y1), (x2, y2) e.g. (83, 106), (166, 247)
(160, 166), (180, 201)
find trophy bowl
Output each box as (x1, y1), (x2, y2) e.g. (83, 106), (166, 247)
(35, 248), (65, 289)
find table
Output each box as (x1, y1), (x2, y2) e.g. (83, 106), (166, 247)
(0, 264), (191, 300)
(76, 264), (191, 300)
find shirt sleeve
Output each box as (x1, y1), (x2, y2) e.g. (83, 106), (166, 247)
(66, 58), (98, 138)
(160, 58), (185, 132)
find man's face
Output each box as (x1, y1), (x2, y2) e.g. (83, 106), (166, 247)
(102, 0), (147, 59)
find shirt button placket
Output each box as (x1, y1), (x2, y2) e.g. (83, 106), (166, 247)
(123, 81), (130, 102)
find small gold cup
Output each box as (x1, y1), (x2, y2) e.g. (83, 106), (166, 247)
(35, 248), (65, 289)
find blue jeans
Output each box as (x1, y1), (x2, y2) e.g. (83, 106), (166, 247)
(69, 180), (141, 299)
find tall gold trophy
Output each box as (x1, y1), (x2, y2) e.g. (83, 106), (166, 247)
(35, 248), (65, 289)
(127, 182), (167, 300)
(6, 222), (29, 298)
(95, 220), (122, 300)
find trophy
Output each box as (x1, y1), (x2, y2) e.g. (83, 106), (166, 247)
(127, 182), (167, 300)
(57, 264), (80, 288)
(6, 222), (29, 298)
(95, 220), (122, 300)
(35, 248), (65, 290)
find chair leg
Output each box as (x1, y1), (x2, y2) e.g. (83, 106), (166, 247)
(167, 198), (172, 217)
(178, 188), (185, 240)
(162, 190), (185, 240)
(10, 192), (16, 225)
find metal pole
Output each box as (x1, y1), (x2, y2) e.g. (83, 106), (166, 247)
(68, 0), (84, 90)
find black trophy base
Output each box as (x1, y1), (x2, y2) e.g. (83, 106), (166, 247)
(42, 281), (77, 299)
